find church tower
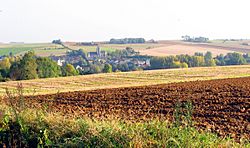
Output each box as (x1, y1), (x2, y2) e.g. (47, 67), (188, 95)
(96, 46), (100, 57)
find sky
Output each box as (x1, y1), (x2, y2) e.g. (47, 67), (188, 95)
(0, 0), (250, 43)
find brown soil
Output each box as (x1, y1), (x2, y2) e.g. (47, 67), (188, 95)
(23, 77), (250, 140)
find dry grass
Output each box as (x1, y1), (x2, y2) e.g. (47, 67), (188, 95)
(0, 102), (248, 147)
(1, 65), (250, 96)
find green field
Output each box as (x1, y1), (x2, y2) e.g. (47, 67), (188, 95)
(1, 65), (250, 96)
(0, 43), (66, 57)
(0, 43), (126, 57)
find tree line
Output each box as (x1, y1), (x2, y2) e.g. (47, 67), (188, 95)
(181, 35), (209, 43)
(150, 52), (249, 70)
(0, 51), (78, 82)
(109, 38), (146, 44)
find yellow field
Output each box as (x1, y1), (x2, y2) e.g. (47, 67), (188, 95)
(139, 40), (250, 56)
(1, 65), (250, 96)
(139, 44), (231, 57)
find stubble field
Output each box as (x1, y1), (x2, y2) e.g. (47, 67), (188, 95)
(1, 65), (250, 96)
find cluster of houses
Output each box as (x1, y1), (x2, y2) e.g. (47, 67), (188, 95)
(50, 46), (151, 70)
(0, 46), (151, 73)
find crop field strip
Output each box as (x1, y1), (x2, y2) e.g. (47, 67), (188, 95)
(13, 77), (250, 141)
(0, 43), (66, 56)
(1, 65), (250, 96)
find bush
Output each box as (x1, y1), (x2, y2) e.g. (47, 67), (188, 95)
(62, 64), (79, 76)
(181, 62), (188, 68)
(103, 64), (112, 73)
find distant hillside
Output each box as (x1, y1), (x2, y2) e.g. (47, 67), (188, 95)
(138, 40), (250, 57)
(1, 39), (249, 57)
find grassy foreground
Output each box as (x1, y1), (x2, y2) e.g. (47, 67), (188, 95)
(0, 104), (249, 147)
(1, 65), (250, 96)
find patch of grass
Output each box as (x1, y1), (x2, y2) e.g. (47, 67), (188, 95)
(0, 105), (248, 147)
(0, 47), (31, 56)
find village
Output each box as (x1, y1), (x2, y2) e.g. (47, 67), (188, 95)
(50, 46), (151, 74)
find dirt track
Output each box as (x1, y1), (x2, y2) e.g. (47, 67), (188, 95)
(24, 77), (250, 140)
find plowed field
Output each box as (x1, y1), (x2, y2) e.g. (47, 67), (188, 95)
(23, 77), (250, 140)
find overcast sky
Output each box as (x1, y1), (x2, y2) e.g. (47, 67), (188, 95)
(0, 0), (250, 43)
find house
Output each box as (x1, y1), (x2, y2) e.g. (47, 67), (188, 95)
(145, 59), (151, 66)
(57, 58), (65, 66)
(76, 65), (83, 71)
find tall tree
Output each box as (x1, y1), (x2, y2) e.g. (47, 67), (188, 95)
(9, 61), (22, 80)
(204, 52), (216, 66)
(224, 52), (247, 65)
(36, 57), (61, 78)
(62, 64), (79, 76)
(0, 57), (11, 70)
(19, 51), (38, 80)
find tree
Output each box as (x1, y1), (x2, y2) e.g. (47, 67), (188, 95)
(204, 52), (212, 62)
(0, 69), (9, 78)
(109, 38), (145, 44)
(36, 57), (61, 78)
(171, 61), (188, 68)
(0, 73), (3, 81)
(180, 62), (189, 68)
(182, 35), (191, 41)
(224, 52), (247, 65)
(88, 64), (102, 74)
(150, 57), (166, 69)
(192, 56), (205, 67)
(62, 64), (79, 76)
(52, 39), (62, 45)
(9, 61), (22, 80)
(204, 52), (216, 66)
(103, 64), (112, 73)
(0, 57), (11, 70)
(117, 63), (129, 72)
(19, 51), (38, 80)
(172, 61), (182, 68)
(0, 57), (11, 79)
(194, 52), (204, 56)
(215, 54), (225, 66)
(207, 59), (216, 67)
